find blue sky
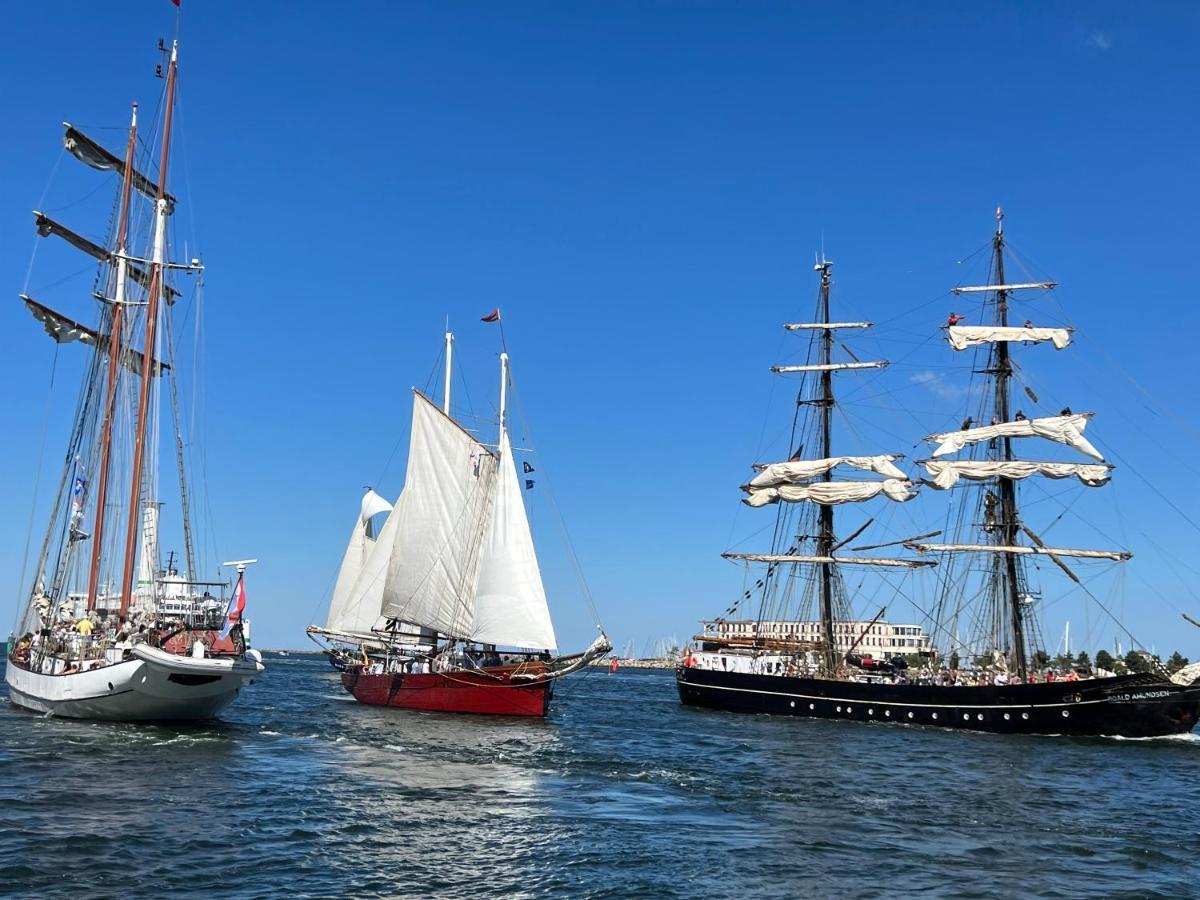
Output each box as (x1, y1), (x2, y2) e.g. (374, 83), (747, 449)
(2, 1), (1199, 657)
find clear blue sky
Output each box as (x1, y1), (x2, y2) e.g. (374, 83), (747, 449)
(2, 1), (1199, 657)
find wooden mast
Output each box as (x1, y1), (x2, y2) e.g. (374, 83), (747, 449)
(86, 102), (139, 612)
(816, 260), (837, 673)
(990, 209), (1028, 679)
(119, 42), (178, 615)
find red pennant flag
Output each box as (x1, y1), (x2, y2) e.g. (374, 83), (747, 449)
(170, 0), (181, 6)
(481, 309), (501, 323)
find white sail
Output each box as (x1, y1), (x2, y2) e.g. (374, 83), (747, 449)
(721, 552), (934, 568)
(749, 455), (907, 488)
(947, 325), (1072, 351)
(922, 460), (1112, 490)
(379, 392), (496, 639)
(906, 542), (1131, 561)
(326, 489), (394, 635)
(951, 281), (1056, 294)
(471, 428), (557, 650)
(927, 413), (1103, 462)
(744, 478), (916, 507)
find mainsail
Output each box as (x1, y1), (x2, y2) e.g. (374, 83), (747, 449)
(379, 392), (496, 640)
(326, 489), (394, 635)
(472, 428), (557, 650)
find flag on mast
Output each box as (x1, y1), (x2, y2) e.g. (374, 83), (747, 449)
(219, 574), (246, 640)
(481, 309), (501, 323)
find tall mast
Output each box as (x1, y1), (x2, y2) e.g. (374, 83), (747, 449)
(443, 329), (454, 415)
(119, 41), (178, 614)
(499, 351), (510, 438)
(816, 260), (836, 673)
(990, 209), (1028, 678)
(86, 101), (139, 611)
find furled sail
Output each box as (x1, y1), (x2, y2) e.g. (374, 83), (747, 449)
(947, 325), (1072, 351)
(721, 552), (934, 568)
(21, 295), (168, 377)
(63, 124), (176, 209)
(326, 489), (395, 635)
(379, 392), (496, 639)
(749, 455), (907, 488)
(784, 322), (872, 331)
(905, 542), (1131, 561)
(922, 460), (1112, 490)
(744, 478), (916, 507)
(34, 212), (181, 305)
(771, 361), (887, 373)
(926, 413), (1103, 462)
(471, 428), (557, 650)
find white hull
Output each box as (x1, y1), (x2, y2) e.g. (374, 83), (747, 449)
(5, 645), (264, 721)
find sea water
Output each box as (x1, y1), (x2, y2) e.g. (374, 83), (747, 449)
(2, 655), (1197, 897)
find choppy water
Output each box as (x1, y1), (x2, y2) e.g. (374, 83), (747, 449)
(2, 656), (1198, 898)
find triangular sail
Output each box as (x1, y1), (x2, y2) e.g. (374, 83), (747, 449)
(471, 428), (557, 650)
(326, 489), (394, 635)
(379, 392), (496, 639)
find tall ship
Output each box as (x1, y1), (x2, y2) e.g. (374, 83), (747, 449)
(6, 36), (264, 720)
(678, 211), (1200, 737)
(308, 322), (610, 716)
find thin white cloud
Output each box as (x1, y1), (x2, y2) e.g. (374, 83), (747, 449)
(910, 370), (969, 402)
(1087, 31), (1113, 51)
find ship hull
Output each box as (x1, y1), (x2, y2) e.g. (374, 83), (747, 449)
(342, 669), (552, 717)
(5, 646), (263, 722)
(677, 666), (1200, 738)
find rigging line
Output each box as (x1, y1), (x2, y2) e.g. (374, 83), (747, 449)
(507, 368), (604, 631)
(13, 348), (61, 630)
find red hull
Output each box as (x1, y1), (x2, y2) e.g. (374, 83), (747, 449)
(341, 669), (552, 717)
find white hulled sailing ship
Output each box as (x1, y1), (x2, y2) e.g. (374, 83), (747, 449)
(308, 325), (610, 716)
(6, 37), (264, 721)
(678, 211), (1200, 737)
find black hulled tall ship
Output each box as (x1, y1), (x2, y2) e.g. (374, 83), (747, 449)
(677, 211), (1200, 737)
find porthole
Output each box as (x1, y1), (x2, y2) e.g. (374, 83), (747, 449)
(809, 703), (815, 710)
(789, 701), (795, 708)
(868, 708), (874, 715)
(963, 714), (970, 721)
(976, 713), (984, 721)
(846, 706), (852, 714)
(931, 712), (938, 720)
(836, 705), (842, 713)
(1003, 713), (1011, 721)
(1021, 712), (1030, 720)
(1062, 710), (1070, 718)
(907, 711), (914, 719)
(885, 710), (891, 717)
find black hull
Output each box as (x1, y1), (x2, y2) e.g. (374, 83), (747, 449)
(677, 667), (1200, 738)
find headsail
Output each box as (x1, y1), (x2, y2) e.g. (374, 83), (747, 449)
(926, 413), (1103, 461)
(326, 489), (395, 635)
(472, 428), (557, 650)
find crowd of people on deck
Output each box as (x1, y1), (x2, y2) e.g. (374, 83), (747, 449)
(680, 648), (1096, 686)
